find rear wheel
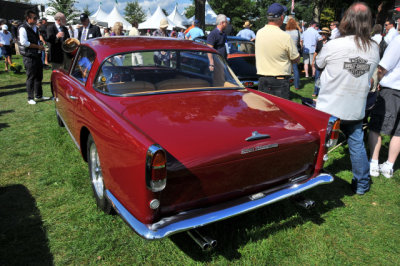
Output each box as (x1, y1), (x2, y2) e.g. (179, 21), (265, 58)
(87, 134), (113, 214)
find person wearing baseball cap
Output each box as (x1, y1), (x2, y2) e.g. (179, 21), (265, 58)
(77, 13), (101, 42)
(185, 19), (204, 40)
(255, 2), (299, 100)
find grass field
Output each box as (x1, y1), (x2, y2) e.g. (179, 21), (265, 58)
(1, 55), (400, 265)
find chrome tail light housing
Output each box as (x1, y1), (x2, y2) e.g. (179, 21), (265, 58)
(146, 144), (167, 192)
(325, 116), (340, 148)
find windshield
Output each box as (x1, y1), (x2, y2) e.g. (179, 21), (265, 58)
(94, 50), (242, 95)
(227, 41), (255, 55)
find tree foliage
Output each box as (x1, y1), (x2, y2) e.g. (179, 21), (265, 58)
(82, 4), (93, 17)
(184, 4), (195, 19)
(208, 0), (257, 32)
(124, 0), (146, 24)
(47, 0), (79, 22)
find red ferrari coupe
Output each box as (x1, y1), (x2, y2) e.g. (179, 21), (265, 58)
(52, 37), (339, 241)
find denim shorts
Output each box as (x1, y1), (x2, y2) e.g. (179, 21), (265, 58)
(369, 87), (400, 136)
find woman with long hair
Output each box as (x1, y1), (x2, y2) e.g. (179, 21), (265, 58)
(112, 22), (123, 36)
(286, 18), (302, 90)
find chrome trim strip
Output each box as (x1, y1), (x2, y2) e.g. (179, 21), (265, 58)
(56, 109), (80, 150)
(106, 173), (333, 240)
(98, 87), (242, 98)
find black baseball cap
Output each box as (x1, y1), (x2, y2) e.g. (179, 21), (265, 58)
(80, 13), (89, 22)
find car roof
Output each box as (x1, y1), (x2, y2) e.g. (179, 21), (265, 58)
(83, 36), (216, 60)
(227, 36), (251, 42)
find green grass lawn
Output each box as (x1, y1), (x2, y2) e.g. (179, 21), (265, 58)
(1, 55), (400, 265)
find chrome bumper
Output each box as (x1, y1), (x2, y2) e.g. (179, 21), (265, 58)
(106, 173), (333, 240)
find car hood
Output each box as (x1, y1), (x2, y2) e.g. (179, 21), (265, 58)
(119, 89), (317, 169)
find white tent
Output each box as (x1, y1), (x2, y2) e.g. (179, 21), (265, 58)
(186, 1), (218, 25)
(104, 5), (132, 30)
(138, 5), (178, 30)
(90, 5), (108, 23)
(44, 7), (56, 23)
(167, 6), (187, 29)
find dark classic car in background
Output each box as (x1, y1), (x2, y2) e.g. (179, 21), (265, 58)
(52, 37), (339, 245)
(194, 36), (259, 89)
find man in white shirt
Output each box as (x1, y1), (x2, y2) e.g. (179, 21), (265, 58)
(315, 2), (379, 195)
(369, 35), (400, 179)
(0, 24), (13, 71)
(383, 19), (399, 45)
(302, 21), (322, 78)
(128, 21), (143, 66)
(18, 9), (48, 105)
(329, 21), (340, 39)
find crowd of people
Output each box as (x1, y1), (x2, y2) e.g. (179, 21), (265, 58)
(0, 2), (399, 191)
(253, 2), (400, 195)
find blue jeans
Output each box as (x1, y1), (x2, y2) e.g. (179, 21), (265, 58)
(313, 68), (321, 95)
(292, 63), (300, 89)
(340, 121), (370, 194)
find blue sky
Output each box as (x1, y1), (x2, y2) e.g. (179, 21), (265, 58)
(36, 0), (192, 17)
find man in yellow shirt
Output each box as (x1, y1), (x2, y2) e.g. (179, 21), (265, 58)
(255, 3), (299, 99)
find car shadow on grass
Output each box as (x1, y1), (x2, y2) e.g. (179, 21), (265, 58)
(0, 184), (54, 265)
(0, 110), (14, 131)
(170, 172), (352, 261)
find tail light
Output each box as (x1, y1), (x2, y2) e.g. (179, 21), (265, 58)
(325, 116), (340, 148)
(146, 144), (167, 192)
(243, 81), (254, 87)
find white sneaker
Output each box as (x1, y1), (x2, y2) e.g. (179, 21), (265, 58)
(27, 99), (36, 105)
(370, 163), (380, 177)
(379, 162), (393, 179)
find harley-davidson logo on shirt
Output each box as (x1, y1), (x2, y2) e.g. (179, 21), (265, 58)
(343, 57), (371, 78)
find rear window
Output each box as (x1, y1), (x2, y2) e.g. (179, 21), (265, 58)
(93, 50), (242, 95)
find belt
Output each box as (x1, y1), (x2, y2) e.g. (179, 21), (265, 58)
(260, 75), (291, 80)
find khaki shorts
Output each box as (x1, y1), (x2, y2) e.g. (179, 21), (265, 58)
(303, 53), (313, 64)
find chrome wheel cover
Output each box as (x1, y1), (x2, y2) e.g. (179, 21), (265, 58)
(90, 142), (104, 199)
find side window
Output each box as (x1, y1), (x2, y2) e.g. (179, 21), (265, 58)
(71, 46), (96, 84)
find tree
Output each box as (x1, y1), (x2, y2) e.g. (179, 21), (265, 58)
(47, 0), (79, 22)
(162, 8), (168, 16)
(208, 0), (256, 32)
(184, 4), (195, 19)
(83, 4), (93, 17)
(124, 1), (146, 24)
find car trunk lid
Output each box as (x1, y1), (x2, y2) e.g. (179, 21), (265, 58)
(119, 89), (319, 215)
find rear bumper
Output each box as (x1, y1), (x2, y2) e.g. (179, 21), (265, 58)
(106, 173), (333, 240)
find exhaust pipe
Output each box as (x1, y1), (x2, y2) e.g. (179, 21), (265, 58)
(187, 229), (217, 251)
(295, 199), (315, 209)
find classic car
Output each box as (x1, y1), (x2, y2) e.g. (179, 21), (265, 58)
(52, 36), (339, 243)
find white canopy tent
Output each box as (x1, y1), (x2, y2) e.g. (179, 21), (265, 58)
(167, 6), (188, 29)
(44, 7), (56, 23)
(186, 1), (218, 26)
(104, 5), (132, 30)
(90, 5), (108, 23)
(139, 5), (179, 30)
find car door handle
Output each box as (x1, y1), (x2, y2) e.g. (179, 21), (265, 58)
(69, 95), (79, 100)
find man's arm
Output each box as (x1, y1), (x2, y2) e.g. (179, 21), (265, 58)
(377, 65), (387, 81)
